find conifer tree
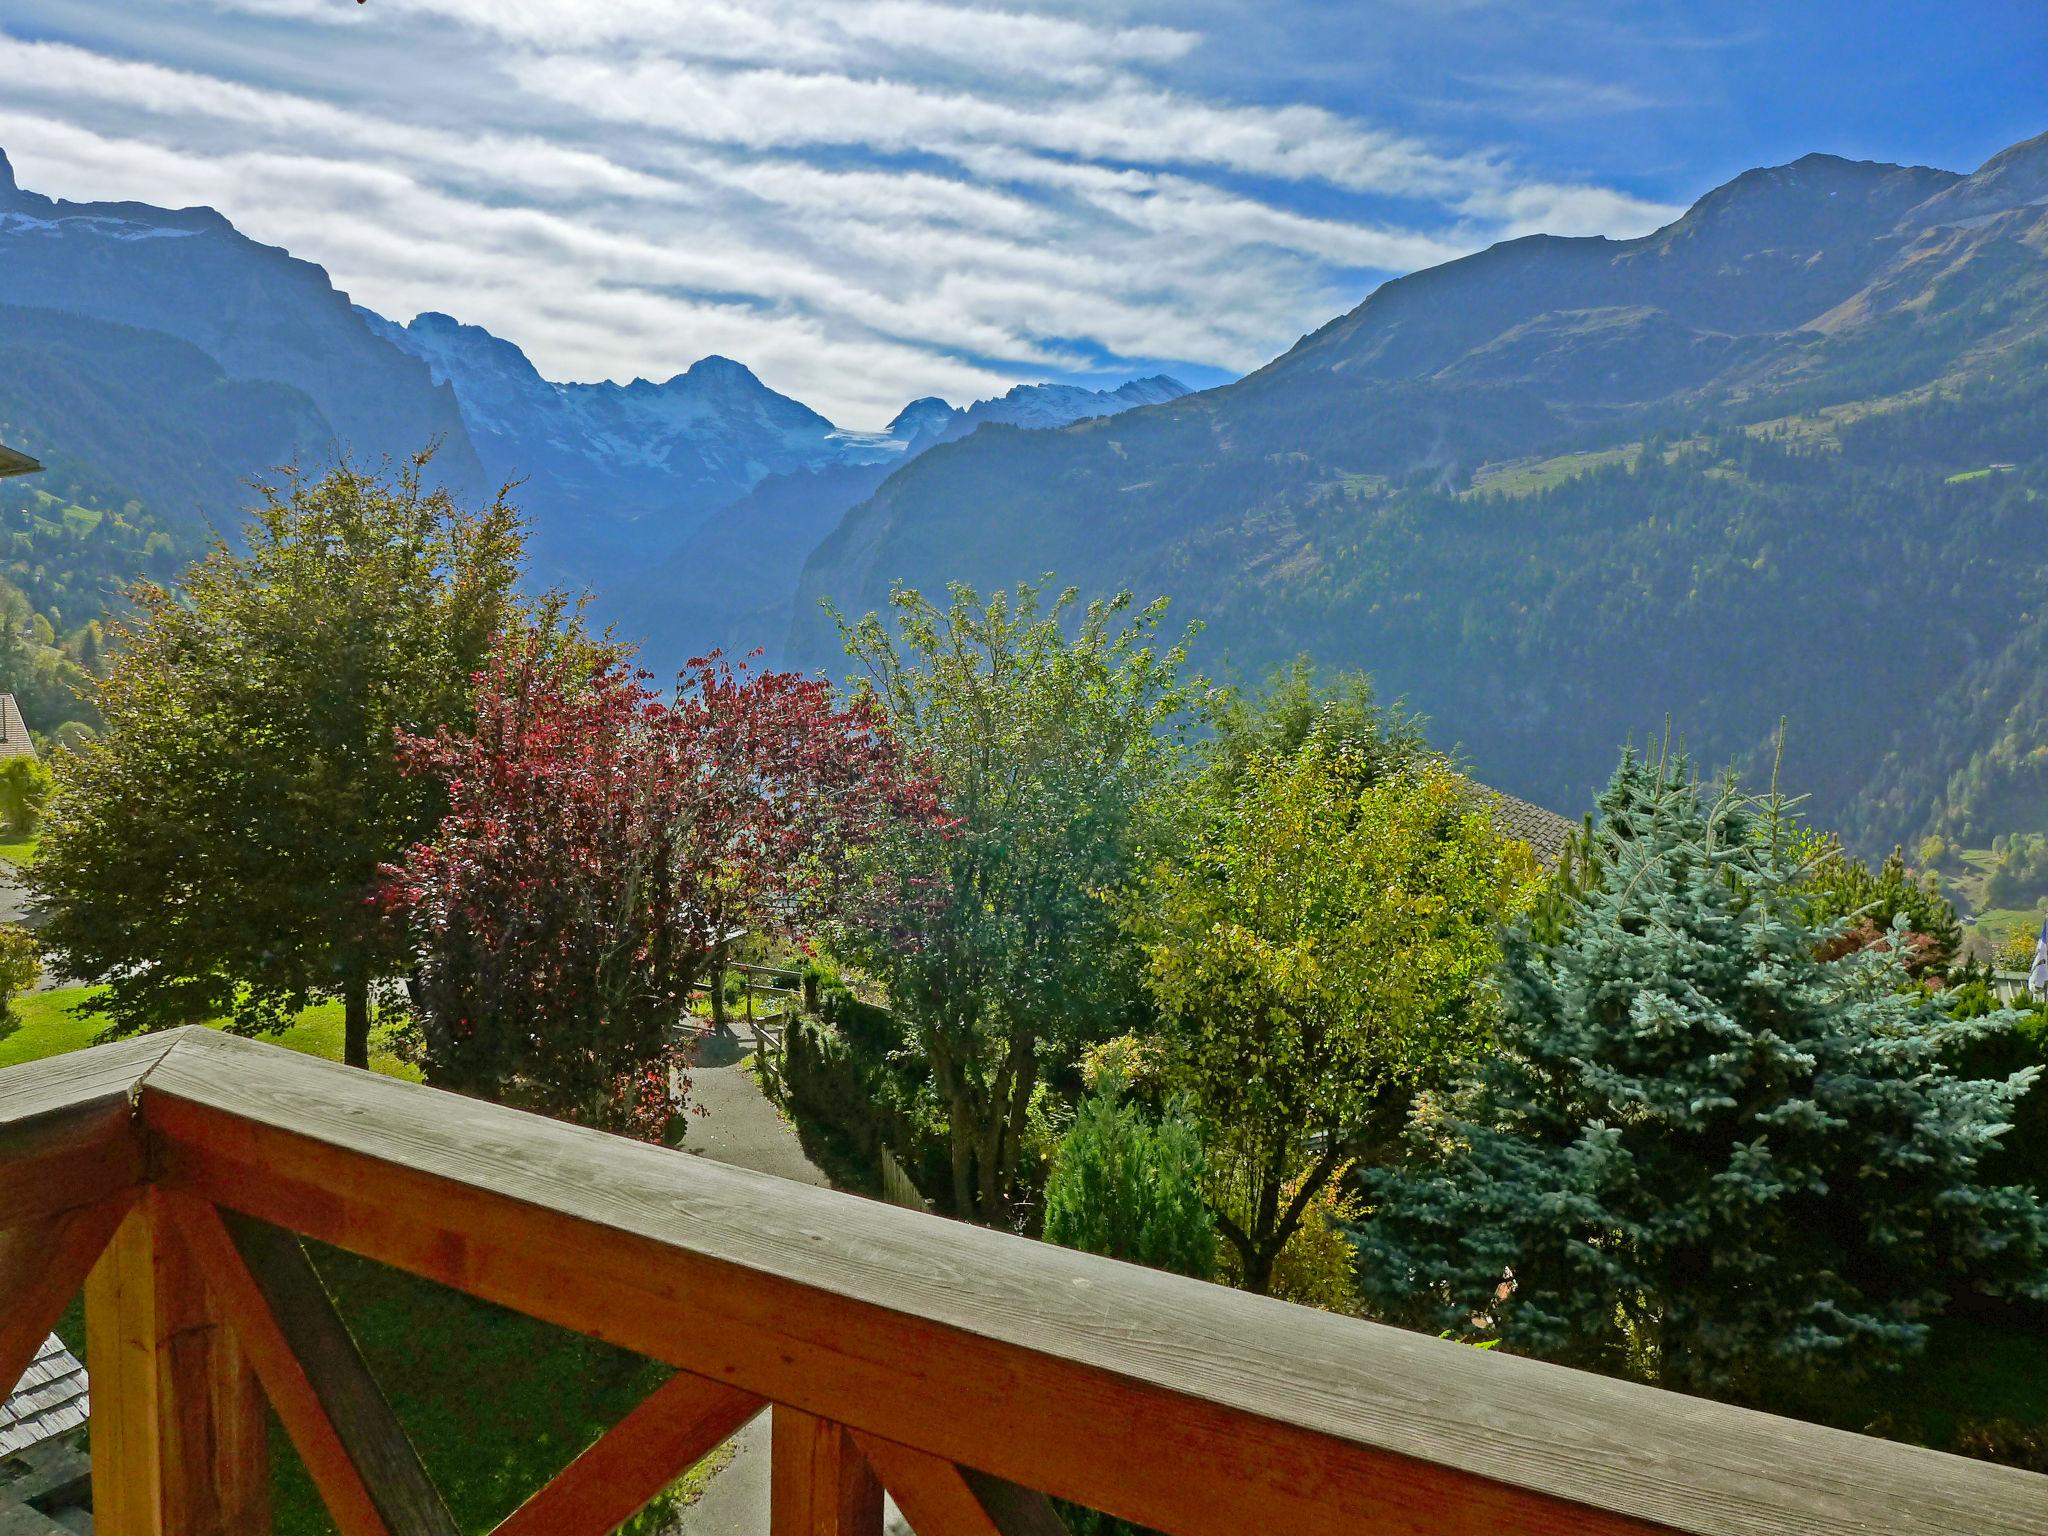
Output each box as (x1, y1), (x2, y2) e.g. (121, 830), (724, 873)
(1365, 749), (2047, 1409)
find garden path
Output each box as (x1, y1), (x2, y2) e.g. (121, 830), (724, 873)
(670, 1038), (912, 1535)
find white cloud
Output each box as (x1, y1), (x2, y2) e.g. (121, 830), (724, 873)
(0, 2), (1684, 425)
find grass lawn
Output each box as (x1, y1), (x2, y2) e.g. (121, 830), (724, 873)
(14, 994), (730, 1534)
(0, 987), (420, 1076)
(0, 830), (39, 867)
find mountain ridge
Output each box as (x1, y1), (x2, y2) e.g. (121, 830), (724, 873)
(788, 130), (2048, 850)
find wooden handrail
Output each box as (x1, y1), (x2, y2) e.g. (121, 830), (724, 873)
(3, 1028), (2044, 1536)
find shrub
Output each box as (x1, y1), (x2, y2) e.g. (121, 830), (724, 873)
(0, 755), (52, 835)
(1042, 1082), (1217, 1280)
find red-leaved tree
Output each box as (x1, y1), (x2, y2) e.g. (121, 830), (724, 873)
(387, 634), (939, 1139)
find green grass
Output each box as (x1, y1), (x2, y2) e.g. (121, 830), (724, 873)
(1465, 445), (1640, 498)
(0, 831), (39, 867)
(19, 996), (728, 1534)
(0, 987), (420, 1075)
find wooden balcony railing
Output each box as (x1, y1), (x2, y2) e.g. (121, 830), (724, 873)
(3, 1027), (2044, 1536)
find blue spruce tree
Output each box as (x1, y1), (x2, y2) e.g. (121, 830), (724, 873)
(1365, 749), (2047, 1408)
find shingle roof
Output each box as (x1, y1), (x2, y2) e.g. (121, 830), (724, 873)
(1473, 783), (1576, 869)
(0, 1336), (88, 1457)
(0, 696), (35, 763)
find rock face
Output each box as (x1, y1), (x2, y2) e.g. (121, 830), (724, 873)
(787, 131), (2048, 847)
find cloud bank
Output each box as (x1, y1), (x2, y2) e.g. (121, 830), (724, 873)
(0, 2), (1684, 425)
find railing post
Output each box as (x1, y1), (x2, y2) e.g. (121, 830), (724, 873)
(771, 1408), (882, 1536)
(86, 1191), (270, 1536)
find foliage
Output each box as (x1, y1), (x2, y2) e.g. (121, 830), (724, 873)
(1791, 832), (1962, 973)
(1998, 923), (2043, 970)
(1984, 833), (2048, 909)
(1131, 739), (1537, 1293)
(826, 579), (1197, 1224)
(1364, 749), (2048, 1411)
(0, 925), (39, 1019)
(391, 639), (935, 1137)
(1945, 974), (2048, 1194)
(32, 454), (523, 1066)
(0, 755), (53, 835)
(1214, 1161), (1364, 1313)
(1201, 656), (1427, 791)
(1042, 1079), (1218, 1280)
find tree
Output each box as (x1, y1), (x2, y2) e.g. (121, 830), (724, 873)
(389, 638), (935, 1136)
(34, 454), (522, 1067)
(1131, 740), (1537, 1294)
(0, 925), (40, 1018)
(0, 756), (53, 835)
(1792, 832), (1962, 974)
(827, 581), (1197, 1224)
(1364, 750), (2048, 1409)
(1042, 1077), (1217, 1280)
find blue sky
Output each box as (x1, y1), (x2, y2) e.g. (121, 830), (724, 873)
(0, 0), (2041, 424)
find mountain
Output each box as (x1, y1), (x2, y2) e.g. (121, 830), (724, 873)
(0, 150), (483, 494)
(357, 310), (904, 585)
(789, 133), (2048, 851)
(603, 375), (1192, 668)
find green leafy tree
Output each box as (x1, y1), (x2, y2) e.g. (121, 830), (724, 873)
(1365, 750), (2048, 1409)
(827, 580), (1197, 1224)
(1043, 1078), (1217, 1280)
(0, 925), (40, 1018)
(34, 455), (523, 1067)
(0, 756), (53, 835)
(1202, 657), (1427, 789)
(1131, 742), (1537, 1294)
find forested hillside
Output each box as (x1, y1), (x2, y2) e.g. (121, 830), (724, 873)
(0, 305), (334, 739)
(790, 132), (2048, 853)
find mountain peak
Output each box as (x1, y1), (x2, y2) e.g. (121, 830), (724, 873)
(1905, 127), (2048, 227)
(0, 149), (15, 200)
(682, 354), (761, 386)
(887, 396), (956, 436)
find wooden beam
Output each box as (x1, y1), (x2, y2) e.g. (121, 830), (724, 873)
(164, 1194), (455, 1536)
(773, 1410), (883, 1536)
(488, 1370), (762, 1536)
(0, 1194), (133, 1398)
(853, 1436), (1065, 1536)
(0, 1027), (169, 1226)
(133, 1028), (2048, 1536)
(86, 1190), (270, 1536)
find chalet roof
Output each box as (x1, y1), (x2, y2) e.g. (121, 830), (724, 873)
(1473, 783), (1576, 869)
(0, 444), (40, 480)
(0, 695), (35, 762)
(0, 1336), (88, 1457)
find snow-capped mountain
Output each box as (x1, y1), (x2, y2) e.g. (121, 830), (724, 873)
(361, 303), (1195, 615)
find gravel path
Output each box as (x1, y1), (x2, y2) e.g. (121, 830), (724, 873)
(669, 1035), (913, 1535)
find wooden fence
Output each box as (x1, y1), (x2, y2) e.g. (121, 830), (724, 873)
(3, 1028), (2043, 1536)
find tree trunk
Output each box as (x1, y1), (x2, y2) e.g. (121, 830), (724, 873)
(343, 972), (371, 1071)
(1243, 1246), (1277, 1297)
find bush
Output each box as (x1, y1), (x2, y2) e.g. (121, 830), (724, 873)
(0, 755), (52, 835)
(1042, 1082), (1216, 1280)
